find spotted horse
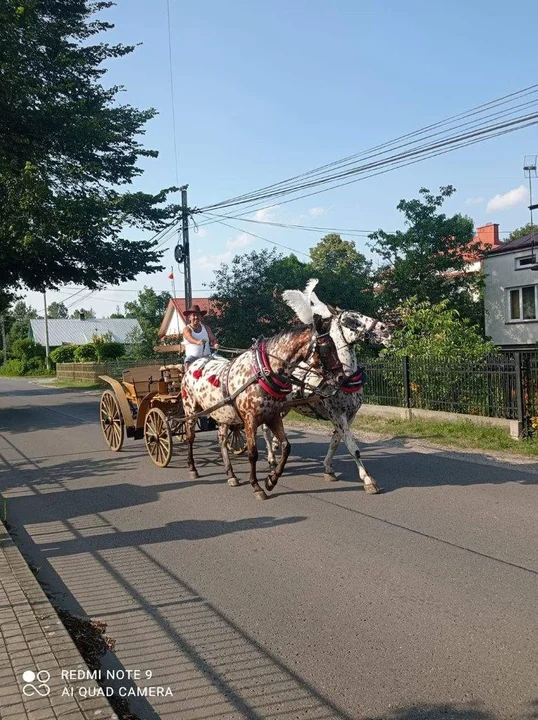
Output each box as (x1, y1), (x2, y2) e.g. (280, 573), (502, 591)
(181, 285), (344, 500)
(263, 287), (392, 494)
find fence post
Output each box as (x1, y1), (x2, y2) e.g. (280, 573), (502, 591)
(402, 355), (411, 418)
(514, 352), (525, 439)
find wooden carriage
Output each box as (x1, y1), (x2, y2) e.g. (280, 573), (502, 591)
(99, 363), (246, 468)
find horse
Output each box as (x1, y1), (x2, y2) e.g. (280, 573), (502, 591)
(262, 292), (392, 494)
(181, 289), (344, 500)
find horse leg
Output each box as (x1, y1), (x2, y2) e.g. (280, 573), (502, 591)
(338, 414), (382, 494)
(264, 415), (290, 493)
(185, 415), (199, 480)
(244, 419), (267, 500)
(323, 424), (344, 482)
(217, 423), (240, 487)
(261, 424), (277, 468)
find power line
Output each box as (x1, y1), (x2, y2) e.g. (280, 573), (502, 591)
(166, 0), (180, 186)
(194, 86), (538, 215)
(202, 212), (381, 237)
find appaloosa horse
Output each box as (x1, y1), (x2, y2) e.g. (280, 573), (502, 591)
(181, 310), (344, 500)
(263, 291), (391, 494)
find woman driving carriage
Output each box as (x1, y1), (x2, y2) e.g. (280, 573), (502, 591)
(182, 304), (220, 366)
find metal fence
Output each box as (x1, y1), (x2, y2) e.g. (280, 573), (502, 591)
(362, 352), (538, 433)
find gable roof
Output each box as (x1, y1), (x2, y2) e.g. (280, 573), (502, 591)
(30, 318), (142, 346)
(486, 231), (538, 256)
(158, 297), (219, 339)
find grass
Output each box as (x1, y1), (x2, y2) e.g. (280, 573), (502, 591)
(48, 379), (104, 390)
(286, 410), (538, 458)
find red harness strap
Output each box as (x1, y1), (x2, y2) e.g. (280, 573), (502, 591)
(253, 341), (293, 400)
(340, 368), (365, 393)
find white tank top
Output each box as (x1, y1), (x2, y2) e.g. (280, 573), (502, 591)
(184, 324), (210, 358)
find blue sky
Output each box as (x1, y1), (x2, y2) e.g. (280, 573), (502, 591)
(26, 0), (538, 316)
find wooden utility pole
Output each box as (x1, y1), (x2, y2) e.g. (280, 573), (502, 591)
(43, 292), (51, 370)
(180, 185), (192, 309)
(0, 315), (7, 364)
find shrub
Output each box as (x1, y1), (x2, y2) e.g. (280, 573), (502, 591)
(10, 338), (46, 360)
(74, 343), (98, 362)
(50, 345), (77, 364)
(0, 359), (26, 376)
(24, 357), (50, 375)
(95, 342), (125, 362)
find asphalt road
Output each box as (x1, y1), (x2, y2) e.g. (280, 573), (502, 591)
(0, 377), (536, 720)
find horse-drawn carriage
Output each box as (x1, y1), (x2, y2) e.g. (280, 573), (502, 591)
(98, 363), (246, 467)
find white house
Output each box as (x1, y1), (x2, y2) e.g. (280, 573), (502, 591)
(29, 318), (142, 347)
(484, 231), (538, 349)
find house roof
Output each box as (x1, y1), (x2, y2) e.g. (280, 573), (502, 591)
(486, 231), (538, 256)
(30, 318), (142, 346)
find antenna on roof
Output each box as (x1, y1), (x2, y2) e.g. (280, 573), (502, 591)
(523, 156), (538, 270)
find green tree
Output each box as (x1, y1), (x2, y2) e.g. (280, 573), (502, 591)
(384, 298), (495, 360)
(6, 301), (38, 344)
(47, 301), (68, 319)
(124, 286), (171, 357)
(369, 186), (483, 326)
(503, 223), (538, 243)
(309, 233), (376, 314)
(71, 308), (96, 320)
(0, 0), (179, 297)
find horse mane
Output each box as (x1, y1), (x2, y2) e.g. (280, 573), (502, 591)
(264, 324), (310, 348)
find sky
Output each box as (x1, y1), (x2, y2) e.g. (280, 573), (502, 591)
(25, 0), (538, 317)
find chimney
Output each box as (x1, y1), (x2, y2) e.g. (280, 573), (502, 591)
(475, 223), (500, 249)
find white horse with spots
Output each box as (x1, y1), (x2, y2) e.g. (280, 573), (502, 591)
(263, 289), (392, 493)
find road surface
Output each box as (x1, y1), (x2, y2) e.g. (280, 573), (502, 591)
(0, 377), (536, 720)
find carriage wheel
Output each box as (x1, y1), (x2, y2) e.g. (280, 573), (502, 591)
(144, 408), (173, 468)
(226, 427), (247, 455)
(100, 390), (124, 452)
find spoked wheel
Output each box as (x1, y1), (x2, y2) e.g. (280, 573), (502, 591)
(100, 390), (124, 452)
(226, 426), (247, 455)
(144, 407), (173, 468)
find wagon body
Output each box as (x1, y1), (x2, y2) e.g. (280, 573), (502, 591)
(98, 364), (245, 467)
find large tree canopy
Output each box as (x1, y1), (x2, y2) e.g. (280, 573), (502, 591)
(368, 186), (483, 326)
(207, 235), (377, 347)
(0, 0), (179, 295)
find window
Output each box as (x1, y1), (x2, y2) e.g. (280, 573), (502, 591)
(515, 255), (536, 269)
(508, 285), (537, 321)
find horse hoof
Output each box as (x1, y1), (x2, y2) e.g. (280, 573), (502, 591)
(365, 483), (382, 494)
(323, 473), (338, 482)
(227, 477), (239, 487)
(254, 490), (268, 501)
(189, 470), (199, 480)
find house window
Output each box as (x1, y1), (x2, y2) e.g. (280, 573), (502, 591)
(508, 285), (537, 321)
(515, 255), (537, 269)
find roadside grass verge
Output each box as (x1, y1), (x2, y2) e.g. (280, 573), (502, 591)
(48, 379), (104, 390)
(286, 411), (538, 458)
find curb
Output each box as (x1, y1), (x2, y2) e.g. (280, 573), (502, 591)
(0, 519), (119, 720)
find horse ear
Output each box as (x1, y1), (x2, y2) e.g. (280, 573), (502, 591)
(313, 315), (324, 334)
(326, 303), (338, 315)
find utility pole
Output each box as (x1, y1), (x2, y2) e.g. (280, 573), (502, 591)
(0, 315), (7, 364)
(180, 185), (192, 309)
(43, 291), (51, 370)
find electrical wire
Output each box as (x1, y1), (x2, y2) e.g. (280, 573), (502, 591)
(194, 86), (538, 215)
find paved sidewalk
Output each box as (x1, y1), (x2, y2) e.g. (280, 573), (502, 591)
(0, 519), (118, 720)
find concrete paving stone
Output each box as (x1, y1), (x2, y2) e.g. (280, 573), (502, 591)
(27, 709), (57, 720)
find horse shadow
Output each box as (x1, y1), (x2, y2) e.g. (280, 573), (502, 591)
(273, 433), (538, 492)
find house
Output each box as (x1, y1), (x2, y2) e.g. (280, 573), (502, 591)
(29, 318), (142, 347)
(483, 230), (538, 349)
(158, 298), (218, 339)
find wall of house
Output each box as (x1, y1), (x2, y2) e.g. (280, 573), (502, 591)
(484, 252), (538, 347)
(166, 310), (186, 336)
